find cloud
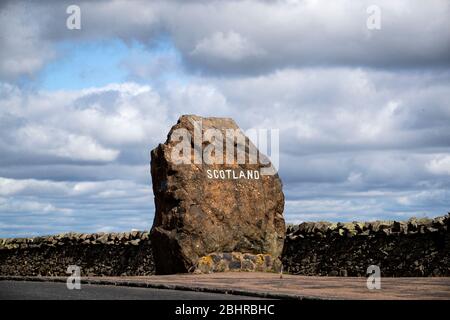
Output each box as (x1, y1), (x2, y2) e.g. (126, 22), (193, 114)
(16, 125), (120, 162)
(0, 82), (169, 166)
(427, 155), (450, 176)
(191, 31), (265, 62)
(1, 0), (449, 79)
(121, 45), (181, 81)
(196, 68), (450, 154)
(0, 197), (70, 215)
(0, 177), (69, 197)
(164, 0), (450, 74)
(0, 176), (153, 237)
(0, 176), (150, 199)
(0, 2), (54, 79)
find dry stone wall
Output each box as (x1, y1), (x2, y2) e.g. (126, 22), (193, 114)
(0, 231), (154, 276)
(282, 215), (450, 277)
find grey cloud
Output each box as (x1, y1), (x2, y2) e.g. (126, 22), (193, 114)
(1, 0), (449, 79)
(0, 2), (54, 80)
(162, 0), (450, 74)
(198, 68), (450, 154)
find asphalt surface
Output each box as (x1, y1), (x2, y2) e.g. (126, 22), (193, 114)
(0, 281), (260, 300)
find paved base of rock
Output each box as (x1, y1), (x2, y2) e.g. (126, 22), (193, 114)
(2, 273), (449, 300)
(194, 252), (281, 273)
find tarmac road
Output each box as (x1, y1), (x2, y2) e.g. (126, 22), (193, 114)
(0, 280), (260, 300)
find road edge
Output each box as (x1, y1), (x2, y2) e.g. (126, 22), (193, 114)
(0, 275), (327, 300)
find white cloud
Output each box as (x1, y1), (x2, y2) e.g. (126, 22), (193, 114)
(396, 189), (450, 207)
(0, 176), (151, 199)
(0, 82), (170, 164)
(0, 198), (71, 214)
(191, 31), (265, 61)
(427, 155), (450, 176)
(0, 177), (69, 197)
(167, 83), (229, 117)
(16, 125), (119, 162)
(81, 82), (153, 97)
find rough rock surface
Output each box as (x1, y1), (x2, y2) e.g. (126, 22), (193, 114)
(150, 115), (286, 274)
(282, 214), (450, 277)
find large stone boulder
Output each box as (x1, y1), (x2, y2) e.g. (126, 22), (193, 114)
(150, 115), (285, 274)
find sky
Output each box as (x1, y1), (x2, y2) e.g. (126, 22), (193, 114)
(0, 0), (449, 237)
